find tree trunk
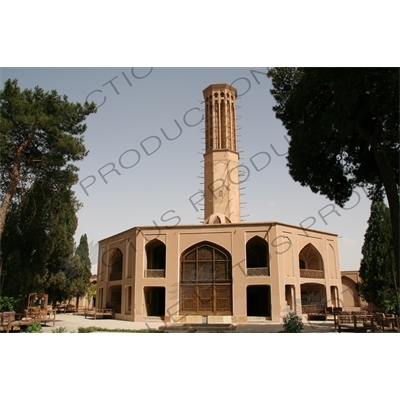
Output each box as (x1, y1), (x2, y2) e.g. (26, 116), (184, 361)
(0, 138), (33, 239)
(0, 162), (20, 239)
(373, 145), (400, 314)
(356, 125), (399, 314)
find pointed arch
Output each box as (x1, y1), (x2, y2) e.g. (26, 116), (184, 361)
(213, 216), (221, 224)
(204, 212), (232, 224)
(146, 239), (166, 270)
(246, 236), (269, 269)
(109, 248), (123, 281)
(299, 243), (323, 271)
(180, 241), (232, 315)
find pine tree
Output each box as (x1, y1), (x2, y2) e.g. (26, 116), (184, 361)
(72, 234), (92, 302)
(0, 79), (96, 304)
(75, 234), (92, 274)
(1, 174), (80, 299)
(0, 79), (96, 238)
(357, 200), (399, 314)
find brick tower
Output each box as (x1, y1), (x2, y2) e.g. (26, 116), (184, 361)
(203, 83), (240, 224)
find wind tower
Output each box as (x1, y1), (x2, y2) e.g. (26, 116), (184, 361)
(203, 83), (241, 224)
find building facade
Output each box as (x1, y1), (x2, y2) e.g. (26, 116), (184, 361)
(96, 84), (343, 323)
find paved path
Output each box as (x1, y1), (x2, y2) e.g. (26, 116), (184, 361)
(39, 313), (346, 333)
(41, 313), (162, 332)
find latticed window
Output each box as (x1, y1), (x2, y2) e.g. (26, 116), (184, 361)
(180, 242), (232, 315)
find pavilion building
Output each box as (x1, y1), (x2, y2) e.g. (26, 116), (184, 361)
(96, 83), (343, 323)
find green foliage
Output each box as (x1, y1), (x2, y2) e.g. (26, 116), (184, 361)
(357, 200), (398, 313)
(0, 296), (17, 312)
(75, 234), (91, 272)
(70, 234), (92, 299)
(0, 78), (96, 237)
(267, 68), (399, 281)
(382, 299), (397, 315)
(77, 326), (164, 333)
(27, 322), (42, 333)
(47, 270), (69, 304)
(86, 283), (97, 308)
(0, 79), (96, 300)
(52, 326), (67, 333)
(45, 235), (92, 304)
(267, 68), (399, 204)
(282, 312), (304, 333)
(2, 178), (80, 300)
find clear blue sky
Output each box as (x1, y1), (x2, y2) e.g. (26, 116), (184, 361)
(1, 67), (373, 272)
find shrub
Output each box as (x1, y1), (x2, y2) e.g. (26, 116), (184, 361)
(0, 296), (18, 312)
(27, 322), (43, 333)
(282, 312), (304, 333)
(52, 326), (67, 333)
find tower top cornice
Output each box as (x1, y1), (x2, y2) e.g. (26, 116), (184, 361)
(203, 83), (237, 98)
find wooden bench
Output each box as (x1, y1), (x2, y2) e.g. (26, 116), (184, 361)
(55, 303), (76, 313)
(1, 312), (35, 333)
(354, 311), (378, 332)
(56, 304), (67, 313)
(7, 319), (35, 332)
(303, 305), (327, 320)
(2, 308), (56, 332)
(37, 308), (57, 326)
(84, 308), (115, 320)
(25, 306), (56, 326)
(1, 312), (16, 330)
(335, 311), (378, 332)
(65, 304), (77, 313)
(373, 312), (397, 331)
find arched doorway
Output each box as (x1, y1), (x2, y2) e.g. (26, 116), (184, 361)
(144, 287), (165, 317)
(109, 248), (123, 281)
(107, 285), (122, 314)
(180, 242), (232, 315)
(247, 285), (271, 317)
(300, 283), (327, 317)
